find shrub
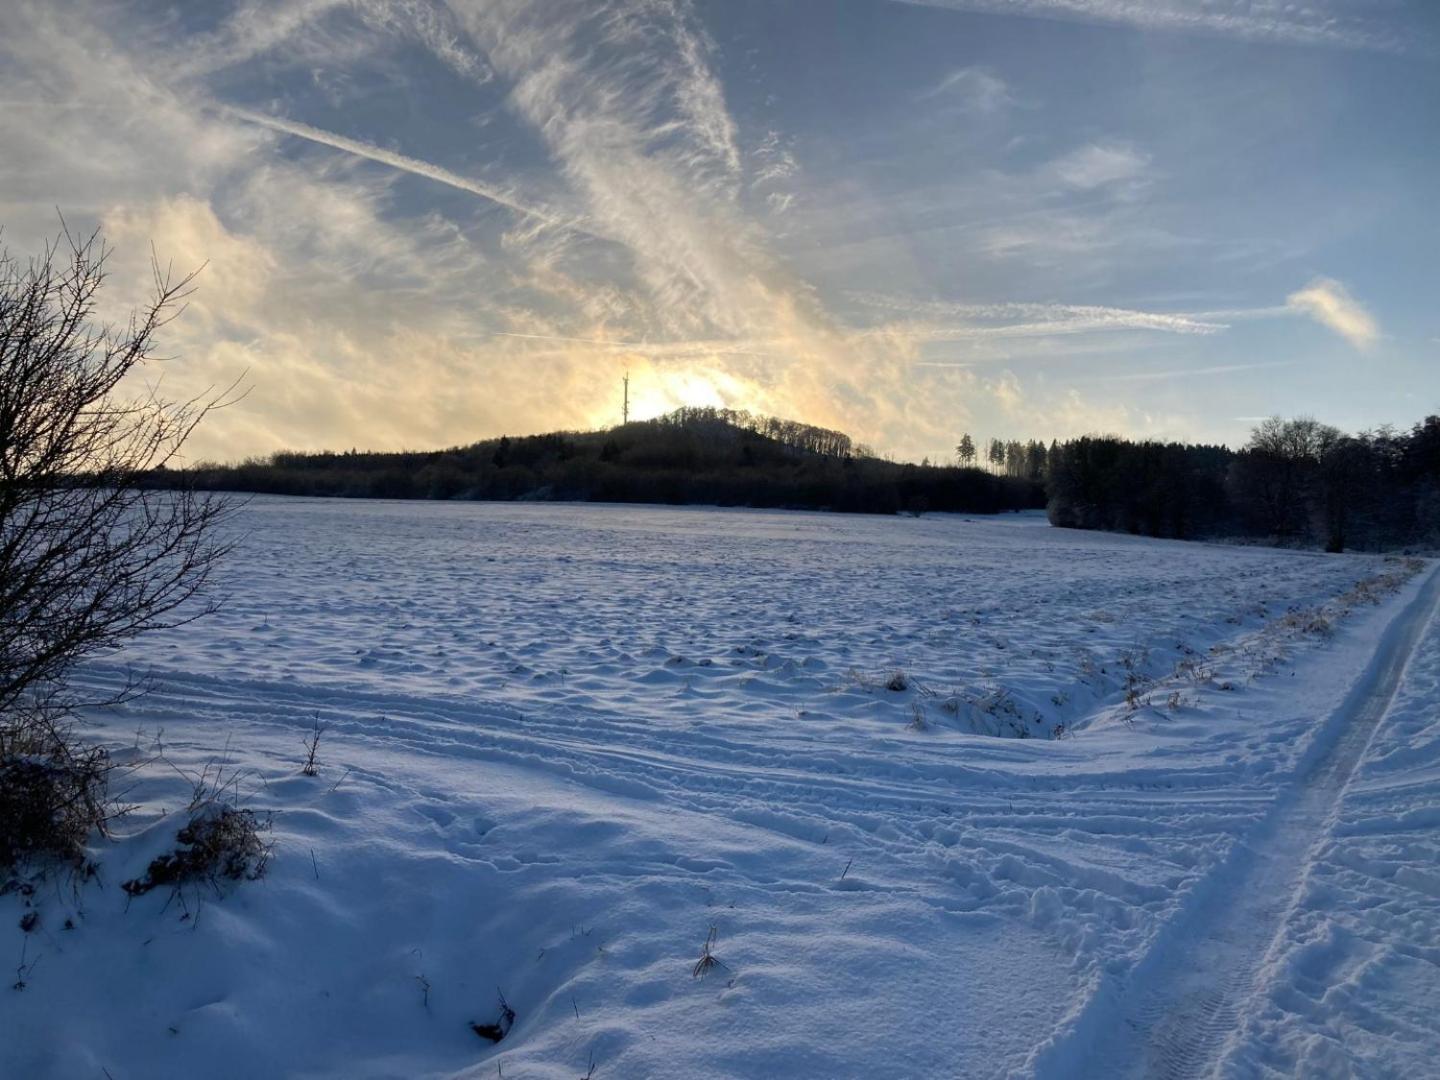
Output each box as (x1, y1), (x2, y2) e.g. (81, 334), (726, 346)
(691, 925), (727, 979)
(469, 989), (517, 1043)
(0, 728), (110, 876)
(1, 224), (230, 878)
(122, 803), (271, 899)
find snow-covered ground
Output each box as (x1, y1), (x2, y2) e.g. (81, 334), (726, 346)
(3, 499), (1437, 1078)
(1214, 572), (1440, 1079)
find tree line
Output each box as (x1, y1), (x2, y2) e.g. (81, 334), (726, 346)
(160, 397), (1440, 551)
(1030, 416), (1440, 551)
(955, 435), (1050, 482)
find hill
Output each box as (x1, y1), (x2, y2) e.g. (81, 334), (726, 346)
(166, 407), (1044, 516)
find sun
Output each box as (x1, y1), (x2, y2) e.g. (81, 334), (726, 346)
(636, 369), (728, 414)
(580, 357), (773, 431)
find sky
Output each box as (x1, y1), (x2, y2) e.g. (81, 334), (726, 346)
(2, 0), (1438, 464)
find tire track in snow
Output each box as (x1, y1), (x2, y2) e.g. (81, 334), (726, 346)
(1047, 566), (1440, 1080)
(72, 660), (1263, 935)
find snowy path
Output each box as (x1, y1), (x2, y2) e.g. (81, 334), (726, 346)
(1055, 566), (1440, 1080)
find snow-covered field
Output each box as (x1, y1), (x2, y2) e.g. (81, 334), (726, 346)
(4, 499), (1438, 1079)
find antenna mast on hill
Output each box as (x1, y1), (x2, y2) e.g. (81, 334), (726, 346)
(622, 371), (630, 425)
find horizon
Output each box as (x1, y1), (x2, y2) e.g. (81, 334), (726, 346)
(4, 0), (1438, 464)
(200, 402), (1432, 470)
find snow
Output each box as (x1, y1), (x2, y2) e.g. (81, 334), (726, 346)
(1214, 572), (1440, 1078)
(2, 498), (1436, 1079)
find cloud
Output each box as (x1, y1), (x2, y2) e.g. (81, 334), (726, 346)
(917, 67), (1014, 111)
(751, 130), (800, 216)
(884, 0), (1409, 52)
(753, 131), (800, 184)
(172, 0), (492, 84)
(1049, 141), (1150, 193)
(490, 331), (776, 360)
(447, 1), (771, 337)
(853, 295), (1228, 338)
(1285, 277), (1379, 350)
(766, 191), (797, 215)
(1, 0), (1311, 466)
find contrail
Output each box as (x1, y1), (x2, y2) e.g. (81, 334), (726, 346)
(494, 331), (656, 349)
(493, 332), (773, 358)
(879, 0), (1404, 52)
(1089, 360), (1297, 383)
(223, 105), (598, 237)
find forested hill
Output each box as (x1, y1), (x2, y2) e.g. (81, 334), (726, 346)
(163, 407), (1044, 516)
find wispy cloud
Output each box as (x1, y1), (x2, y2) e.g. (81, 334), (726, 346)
(448, 1), (768, 336)
(854, 295), (1229, 338)
(885, 0), (1408, 52)
(1049, 141), (1149, 192)
(2, 0), (1410, 465)
(173, 0), (492, 83)
(491, 331), (775, 360)
(1285, 277), (1379, 350)
(917, 66), (1014, 111)
(864, 290), (1383, 356)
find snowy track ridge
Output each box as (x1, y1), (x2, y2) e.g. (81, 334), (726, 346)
(1037, 566), (1440, 1080)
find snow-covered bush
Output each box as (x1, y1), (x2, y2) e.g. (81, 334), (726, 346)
(121, 803), (271, 900)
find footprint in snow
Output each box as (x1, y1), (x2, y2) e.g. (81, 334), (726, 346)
(413, 804), (456, 828)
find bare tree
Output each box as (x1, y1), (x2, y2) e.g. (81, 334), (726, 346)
(0, 225), (235, 758)
(1234, 415), (1341, 540)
